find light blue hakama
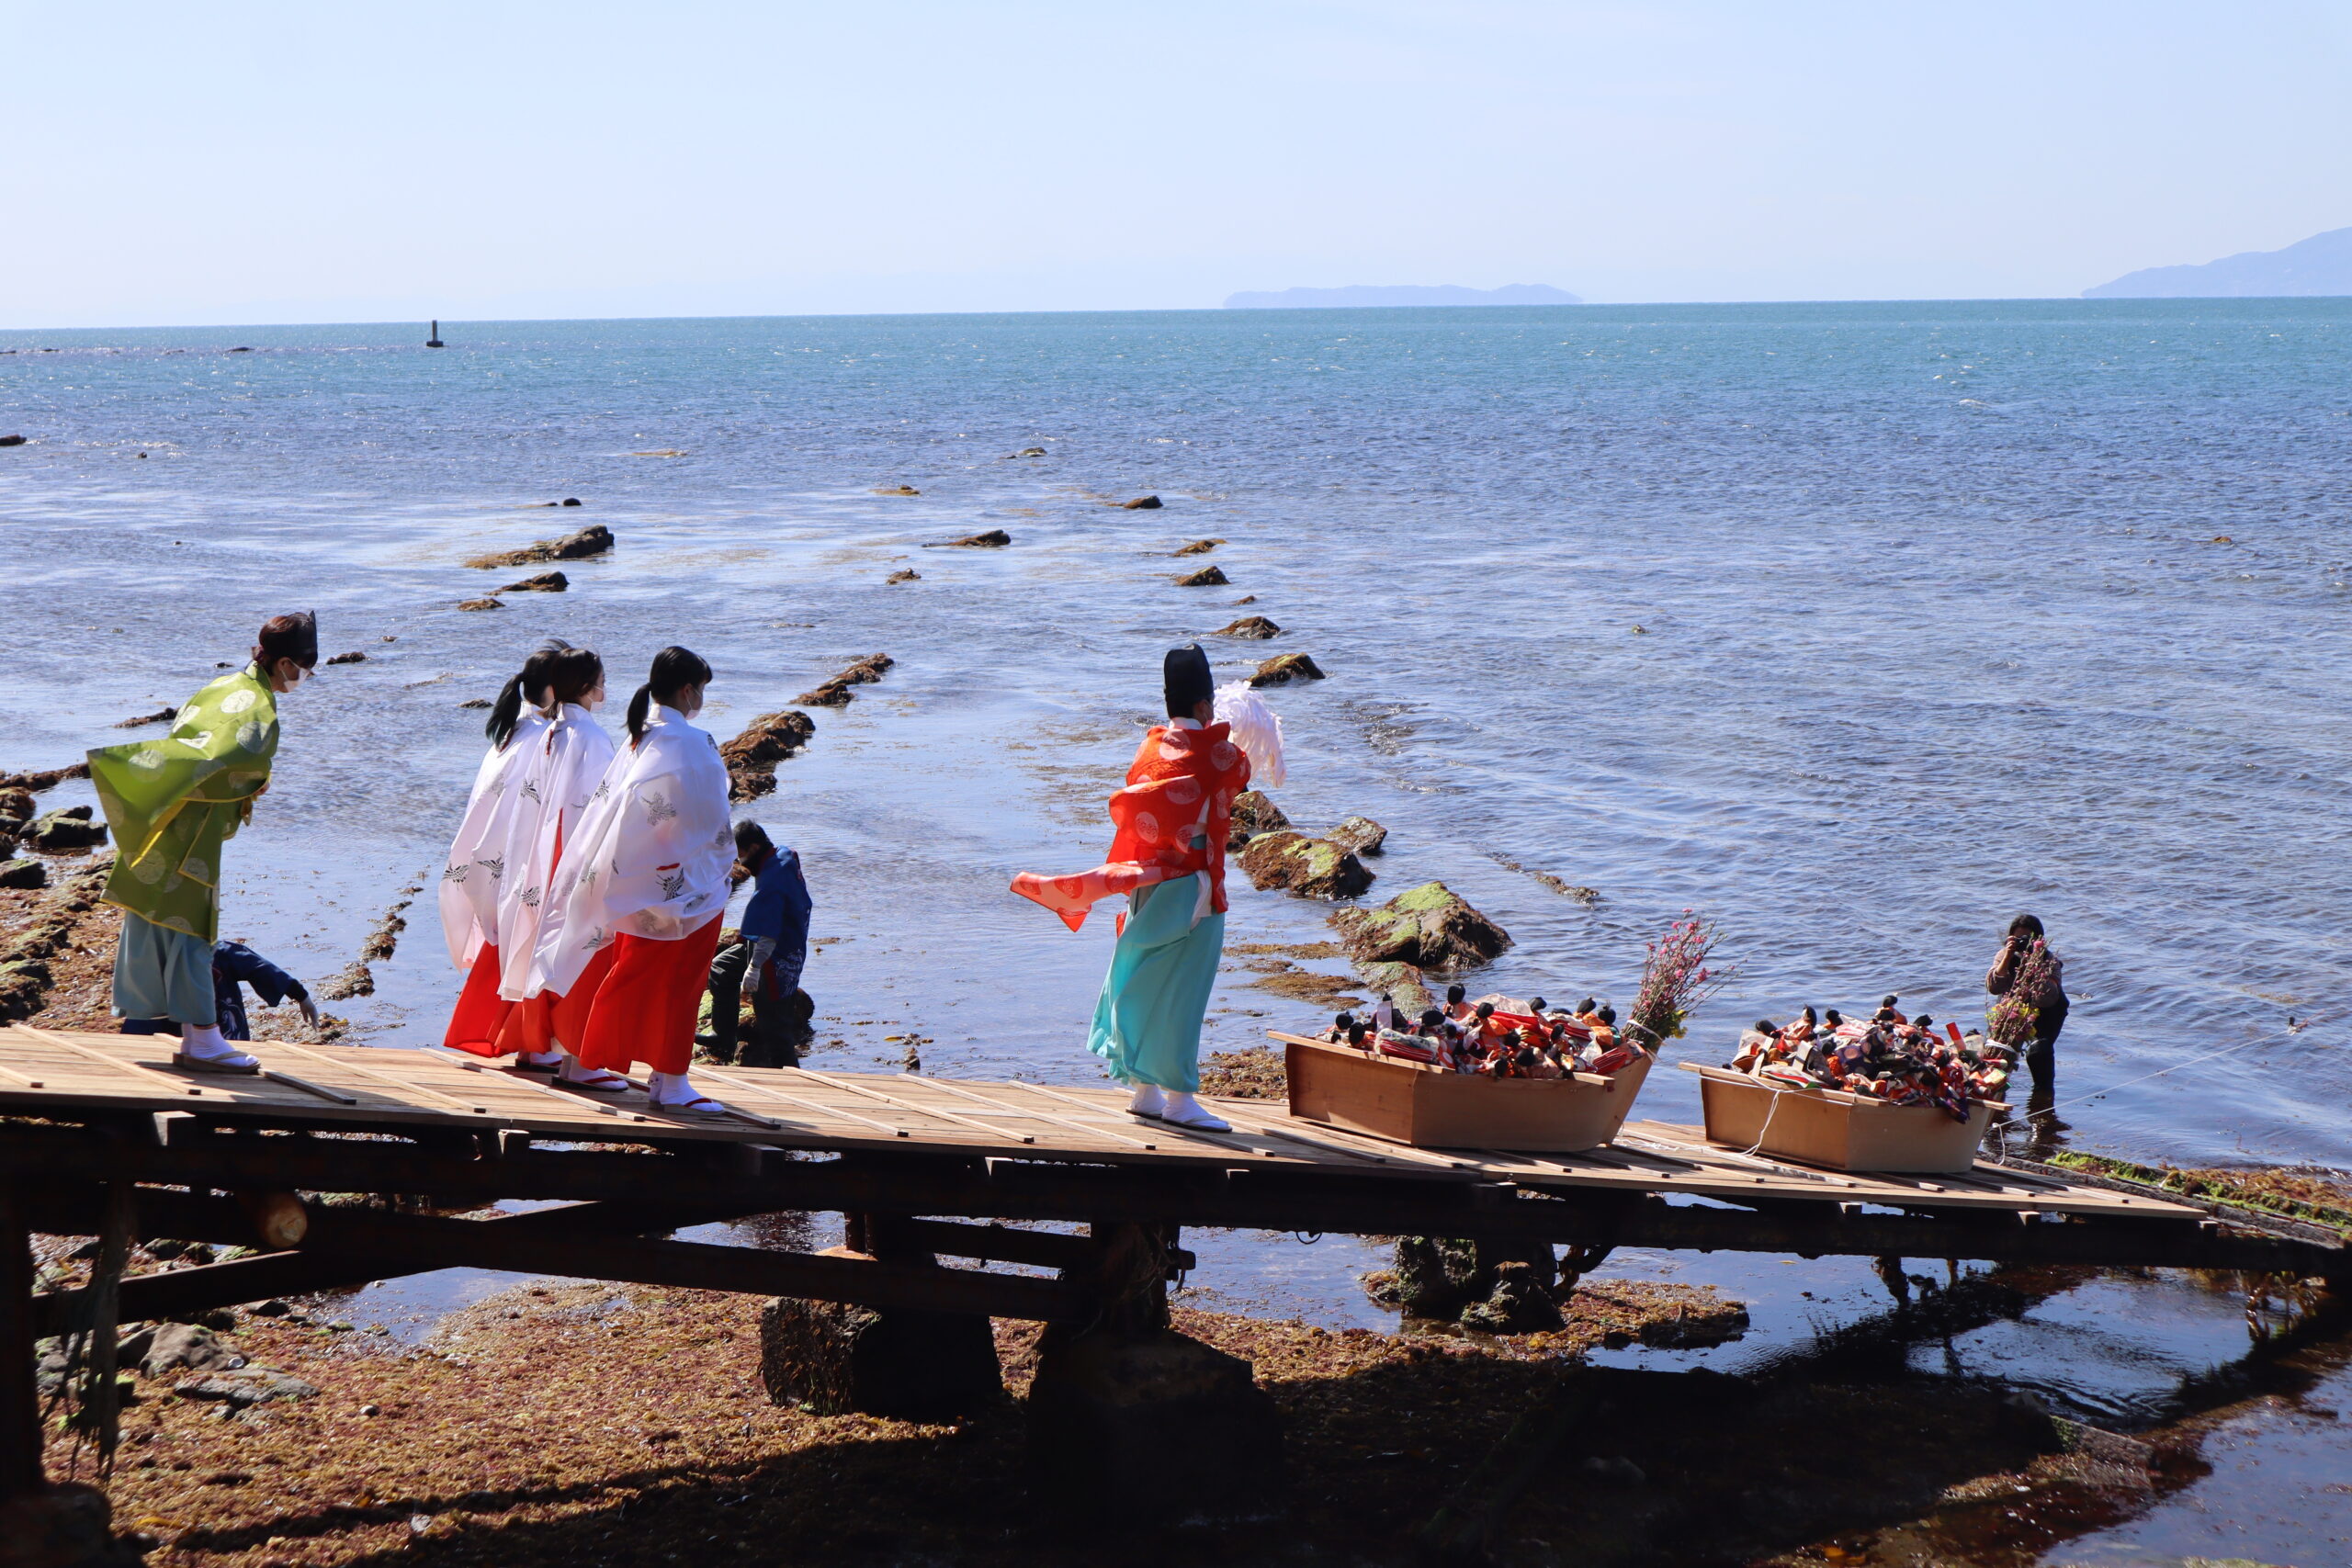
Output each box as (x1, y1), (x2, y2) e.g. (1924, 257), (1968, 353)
(112, 915), (217, 1027)
(1087, 872), (1223, 1094)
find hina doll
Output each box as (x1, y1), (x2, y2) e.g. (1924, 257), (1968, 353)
(1011, 645), (1283, 1134)
(90, 613), (317, 1072)
(439, 642), (568, 1059)
(530, 647), (734, 1112)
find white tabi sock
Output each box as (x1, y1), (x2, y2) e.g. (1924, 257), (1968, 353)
(556, 1052), (605, 1082)
(1127, 1084), (1167, 1117)
(647, 1071), (721, 1110)
(180, 1025), (254, 1066)
(519, 1049), (565, 1067)
(1159, 1091), (1229, 1133)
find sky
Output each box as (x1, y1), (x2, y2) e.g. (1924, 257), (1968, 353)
(5, 0), (2351, 327)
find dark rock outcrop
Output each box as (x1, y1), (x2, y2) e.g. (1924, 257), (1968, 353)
(924, 529), (1011, 548)
(1173, 537), (1223, 555)
(112, 706), (177, 728)
(1224, 789), (1290, 851)
(323, 650), (368, 665)
(886, 569), (920, 583)
(1236, 830), (1374, 900)
(464, 523), (614, 570)
(175, 1366), (318, 1405)
(873, 485), (921, 496)
(1327, 815), (1386, 855)
(0, 1483), (147, 1568)
(1355, 959), (1434, 1020)
(1250, 652), (1324, 686)
(25, 807), (106, 852)
(0, 434), (26, 447)
(1120, 495), (1162, 509)
(1003, 446), (1046, 458)
(796, 682), (854, 707)
(458, 697), (492, 709)
(1028, 1327), (1283, 1522)
(0, 789), (31, 822)
(720, 710), (818, 801)
(0, 763), (88, 794)
(457, 597), (504, 611)
(791, 653), (893, 709)
(1173, 565), (1228, 587)
(562, 497), (582, 506)
(141, 1323), (246, 1379)
(496, 571), (568, 593)
(1215, 615), (1280, 639)
(1331, 881), (1512, 972)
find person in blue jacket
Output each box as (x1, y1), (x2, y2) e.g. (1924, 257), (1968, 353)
(704, 820), (812, 1067)
(121, 939), (317, 1042)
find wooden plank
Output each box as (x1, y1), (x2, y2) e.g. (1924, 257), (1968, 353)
(24, 1029), (209, 1099)
(692, 1067), (919, 1139)
(920, 1077), (1164, 1152)
(792, 1067), (1048, 1145)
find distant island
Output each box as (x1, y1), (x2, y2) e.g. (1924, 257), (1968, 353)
(1223, 283), (1583, 310)
(2084, 224), (2352, 298)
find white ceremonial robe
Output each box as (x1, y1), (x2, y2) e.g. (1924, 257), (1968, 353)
(494, 703), (616, 1001)
(528, 705), (733, 998)
(436, 707), (552, 969)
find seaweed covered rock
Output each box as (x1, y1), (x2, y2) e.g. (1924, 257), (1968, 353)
(1236, 830), (1373, 900)
(719, 710), (817, 800)
(1215, 615), (1280, 639)
(925, 528), (1011, 548)
(1120, 495), (1163, 509)
(759, 1296), (1002, 1420)
(1225, 788), (1291, 851)
(1380, 1236), (1559, 1330)
(497, 570), (569, 592)
(1250, 652), (1324, 686)
(25, 807), (106, 852)
(1462, 1260), (1565, 1335)
(1332, 880), (1511, 972)
(1354, 959), (1433, 1021)
(1173, 537), (1224, 555)
(1327, 815), (1385, 855)
(464, 523), (613, 570)
(1173, 565), (1228, 587)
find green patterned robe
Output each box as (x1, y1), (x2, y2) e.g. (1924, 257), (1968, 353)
(88, 665), (280, 942)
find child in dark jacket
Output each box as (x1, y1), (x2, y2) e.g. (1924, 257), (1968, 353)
(121, 939), (317, 1041)
(705, 821), (813, 1067)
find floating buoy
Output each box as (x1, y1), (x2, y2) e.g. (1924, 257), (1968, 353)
(425, 320), (446, 348)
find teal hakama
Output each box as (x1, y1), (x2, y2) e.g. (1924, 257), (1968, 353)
(1088, 873), (1223, 1094)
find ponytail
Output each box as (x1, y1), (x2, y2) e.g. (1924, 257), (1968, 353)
(483, 637), (577, 748)
(627, 645), (715, 744)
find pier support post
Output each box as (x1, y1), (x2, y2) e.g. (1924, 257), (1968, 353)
(1026, 1222), (1283, 1523)
(756, 1213), (1003, 1420)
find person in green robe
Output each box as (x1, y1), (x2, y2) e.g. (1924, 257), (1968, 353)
(88, 613), (317, 1071)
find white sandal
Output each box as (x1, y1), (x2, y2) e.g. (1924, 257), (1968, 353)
(650, 1095), (729, 1117)
(556, 1069), (630, 1094)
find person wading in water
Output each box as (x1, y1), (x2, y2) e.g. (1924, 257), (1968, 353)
(1986, 913), (2068, 1100)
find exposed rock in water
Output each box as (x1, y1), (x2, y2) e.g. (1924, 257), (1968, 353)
(1237, 830), (1374, 900)
(886, 569), (920, 583)
(1215, 615), (1280, 639)
(1172, 537), (1223, 555)
(1231, 594), (1258, 604)
(1225, 789), (1291, 852)
(458, 697), (492, 709)
(113, 705), (177, 728)
(316, 962), (374, 1001)
(1378, 1236), (1559, 1330)
(0, 763), (89, 794)
(924, 529), (1011, 548)
(720, 710), (818, 800)
(464, 523), (614, 570)
(873, 485), (921, 496)
(1173, 565), (1228, 587)
(25, 807), (107, 852)
(1250, 652), (1324, 686)
(0, 789), (31, 822)
(1638, 1298), (1749, 1348)
(790, 652), (894, 710)
(1120, 495), (1163, 509)
(1327, 815), (1385, 855)
(562, 497), (582, 506)
(1462, 1260), (1566, 1334)
(497, 570), (569, 592)
(796, 681), (854, 707)
(0, 434), (25, 447)
(1331, 881), (1512, 972)
(324, 650), (368, 665)
(457, 597), (504, 612)
(1354, 959), (1433, 1020)
(1003, 446), (1046, 458)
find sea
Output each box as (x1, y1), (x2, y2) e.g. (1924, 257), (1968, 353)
(6, 300), (2350, 1561)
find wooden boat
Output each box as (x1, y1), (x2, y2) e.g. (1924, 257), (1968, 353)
(1679, 1062), (2002, 1174)
(1272, 1032), (1654, 1152)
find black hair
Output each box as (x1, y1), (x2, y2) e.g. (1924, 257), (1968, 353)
(1474, 1000), (1494, 1019)
(1445, 983), (1466, 1005)
(254, 611), (318, 671)
(733, 819), (774, 864)
(627, 645), (715, 744)
(1528, 996), (1547, 1014)
(485, 638), (574, 749)
(1419, 1009), (1443, 1030)
(1163, 642), (1214, 718)
(1577, 997), (1597, 1014)
(1881, 994), (1899, 1009)
(545, 646), (604, 709)
(2007, 913), (2046, 942)
(1597, 1005), (1615, 1024)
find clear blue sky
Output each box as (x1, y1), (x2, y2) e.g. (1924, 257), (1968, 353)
(6, 0), (2350, 326)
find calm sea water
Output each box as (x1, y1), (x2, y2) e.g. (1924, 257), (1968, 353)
(9, 300), (2351, 1559)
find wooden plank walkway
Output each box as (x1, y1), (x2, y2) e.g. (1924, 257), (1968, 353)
(0, 1026), (2199, 1223)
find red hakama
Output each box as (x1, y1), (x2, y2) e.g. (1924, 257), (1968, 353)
(574, 916), (725, 1077)
(443, 944), (515, 1055)
(548, 943), (619, 1058)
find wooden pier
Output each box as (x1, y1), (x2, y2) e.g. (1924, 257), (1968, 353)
(4, 1022), (2345, 1510)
